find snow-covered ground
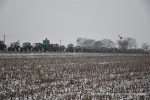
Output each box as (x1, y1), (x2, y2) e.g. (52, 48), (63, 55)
(0, 53), (150, 99)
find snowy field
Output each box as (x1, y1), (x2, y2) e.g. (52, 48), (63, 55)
(0, 53), (150, 100)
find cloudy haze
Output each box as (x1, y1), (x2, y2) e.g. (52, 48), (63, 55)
(0, 0), (150, 46)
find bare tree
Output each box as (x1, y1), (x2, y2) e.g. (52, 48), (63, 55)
(101, 39), (115, 48)
(67, 43), (74, 52)
(76, 37), (95, 49)
(84, 39), (95, 49)
(76, 37), (84, 47)
(142, 43), (149, 51)
(126, 37), (137, 49)
(8, 41), (20, 51)
(21, 42), (33, 51)
(117, 39), (128, 49)
(117, 37), (137, 49)
(94, 41), (103, 49)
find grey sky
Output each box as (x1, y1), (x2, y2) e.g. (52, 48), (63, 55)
(0, 0), (150, 47)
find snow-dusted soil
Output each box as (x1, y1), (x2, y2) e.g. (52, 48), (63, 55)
(0, 53), (150, 100)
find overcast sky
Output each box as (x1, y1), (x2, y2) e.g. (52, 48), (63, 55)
(0, 0), (150, 47)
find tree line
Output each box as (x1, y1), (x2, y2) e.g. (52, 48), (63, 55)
(67, 37), (149, 54)
(0, 36), (149, 54)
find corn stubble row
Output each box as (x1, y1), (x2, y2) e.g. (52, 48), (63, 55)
(0, 53), (150, 99)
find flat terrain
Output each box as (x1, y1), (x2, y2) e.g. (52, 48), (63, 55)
(0, 53), (150, 99)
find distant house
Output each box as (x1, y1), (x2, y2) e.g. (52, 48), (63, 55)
(52, 44), (59, 47)
(0, 40), (6, 51)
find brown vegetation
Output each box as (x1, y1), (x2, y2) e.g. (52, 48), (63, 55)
(0, 53), (150, 99)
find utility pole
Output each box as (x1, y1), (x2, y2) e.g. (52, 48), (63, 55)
(4, 34), (5, 44)
(60, 40), (61, 46)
